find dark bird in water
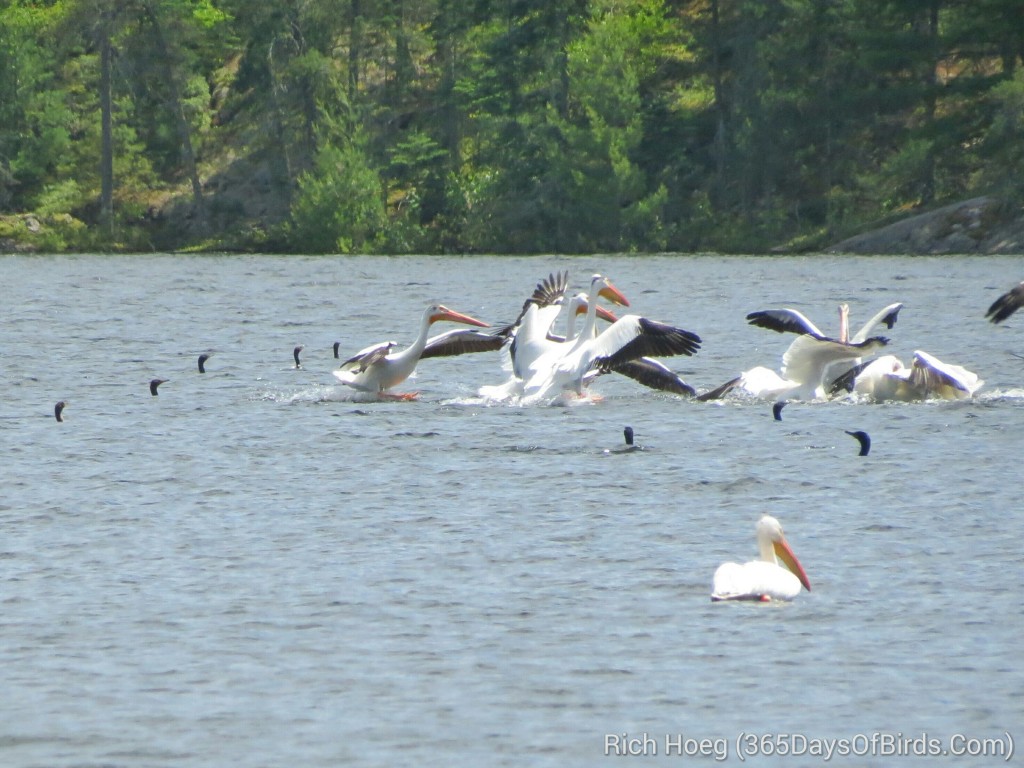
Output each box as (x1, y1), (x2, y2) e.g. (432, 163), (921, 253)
(198, 353), (211, 373)
(54, 401), (66, 422)
(609, 425), (644, 454)
(150, 378), (168, 396)
(333, 341), (341, 359)
(845, 429), (871, 456)
(986, 281), (1024, 324)
(772, 401), (787, 421)
(293, 345), (304, 368)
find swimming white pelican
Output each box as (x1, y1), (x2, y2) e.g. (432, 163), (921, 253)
(472, 274), (627, 402)
(510, 274), (629, 380)
(986, 281), (1024, 323)
(741, 303), (895, 400)
(848, 350), (983, 401)
(748, 301), (902, 387)
(782, 333), (889, 397)
(739, 333), (889, 400)
(564, 292), (699, 396)
(333, 302), (489, 398)
(521, 275), (702, 403)
(711, 515), (811, 602)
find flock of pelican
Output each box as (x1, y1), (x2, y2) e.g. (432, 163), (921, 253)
(321, 271), (1019, 603)
(51, 272), (1024, 603)
(329, 272), (713, 404)
(326, 270), (1013, 410)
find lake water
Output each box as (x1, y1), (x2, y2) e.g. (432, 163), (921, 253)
(1, 253), (1022, 767)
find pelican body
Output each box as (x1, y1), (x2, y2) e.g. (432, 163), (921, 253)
(851, 350), (983, 401)
(742, 302), (897, 400)
(511, 275), (630, 381)
(566, 292), (704, 396)
(521, 275), (701, 403)
(712, 515), (811, 602)
(333, 303), (489, 396)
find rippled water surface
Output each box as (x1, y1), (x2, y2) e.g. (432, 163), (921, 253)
(2, 253), (1022, 767)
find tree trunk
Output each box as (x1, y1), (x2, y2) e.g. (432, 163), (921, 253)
(143, 1), (205, 227)
(99, 12), (114, 233)
(920, 0), (940, 205)
(349, 0), (362, 100)
(708, 0), (728, 206)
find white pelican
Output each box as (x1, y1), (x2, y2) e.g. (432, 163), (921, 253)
(739, 333), (889, 400)
(565, 292), (699, 396)
(473, 274), (626, 402)
(849, 350), (983, 401)
(741, 302), (895, 400)
(333, 303), (489, 398)
(986, 281), (1024, 323)
(510, 274), (629, 380)
(782, 333), (889, 398)
(478, 273), (630, 402)
(567, 292), (739, 401)
(748, 301), (902, 387)
(520, 275), (702, 404)
(711, 515), (811, 602)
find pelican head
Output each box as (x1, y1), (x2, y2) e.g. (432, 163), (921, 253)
(427, 303), (490, 328)
(590, 274), (630, 308)
(756, 515), (811, 592)
(568, 293), (618, 323)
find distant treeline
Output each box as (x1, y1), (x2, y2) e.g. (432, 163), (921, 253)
(1, 0), (1022, 253)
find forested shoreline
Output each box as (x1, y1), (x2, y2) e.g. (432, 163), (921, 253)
(1, 0), (1023, 255)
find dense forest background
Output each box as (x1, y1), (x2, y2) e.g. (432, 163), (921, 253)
(1, 0), (1023, 254)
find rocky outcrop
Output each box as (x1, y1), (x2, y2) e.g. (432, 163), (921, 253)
(828, 196), (1024, 255)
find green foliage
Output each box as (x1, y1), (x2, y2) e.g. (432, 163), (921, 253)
(976, 69), (1024, 199)
(869, 138), (935, 212)
(0, 2), (71, 209)
(1, 0), (1023, 253)
(34, 180), (84, 217)
(289, 136), (387, 254)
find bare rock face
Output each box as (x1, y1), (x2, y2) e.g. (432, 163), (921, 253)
(828, 197), (1024, 255)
